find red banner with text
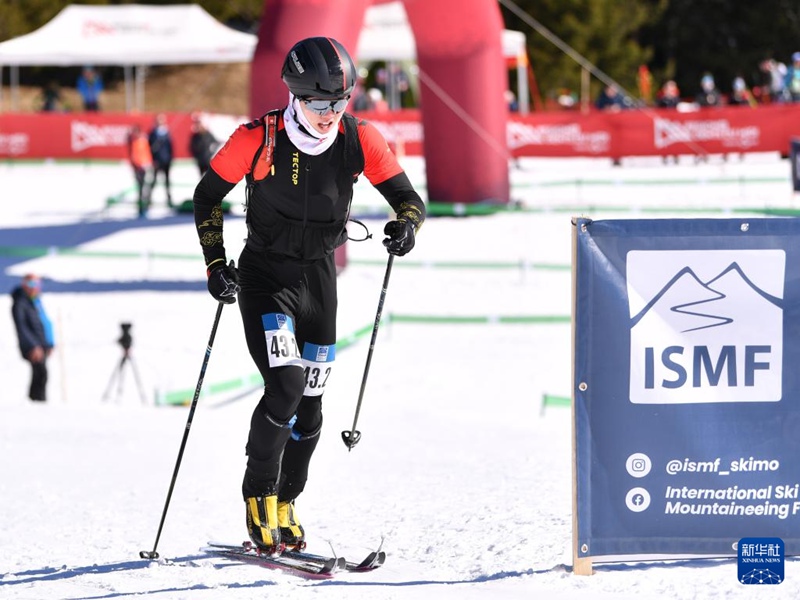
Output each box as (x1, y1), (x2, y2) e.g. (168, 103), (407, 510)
(1, 105), (800, 160)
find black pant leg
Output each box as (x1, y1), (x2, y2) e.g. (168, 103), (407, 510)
(242, 407), (294, 497)
(236, 249), (338, 501)
(237, 250), (306, 498)
(29, 360), (47, 401)
(134, 168), (148, 215)
(278, 255), (337, 501)
(164, 163), (173, 204)
(279, 397), (322, 502)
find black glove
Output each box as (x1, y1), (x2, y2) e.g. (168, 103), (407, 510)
(383, 219), (416, 256)
(207, 259), (240, 304)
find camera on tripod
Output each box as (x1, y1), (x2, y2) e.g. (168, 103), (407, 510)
(118, 322), (133, 351)
(105, 321), (146, 403)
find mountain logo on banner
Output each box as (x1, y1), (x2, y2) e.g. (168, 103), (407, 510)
(626, 250), (785, 404)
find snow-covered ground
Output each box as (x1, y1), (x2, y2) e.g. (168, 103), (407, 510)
(1, 151), (799, 599)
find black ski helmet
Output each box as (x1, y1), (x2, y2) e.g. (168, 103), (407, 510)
(281, 37), (357, 99)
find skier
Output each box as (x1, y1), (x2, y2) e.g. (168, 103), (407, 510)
(192, 37), (425, 553)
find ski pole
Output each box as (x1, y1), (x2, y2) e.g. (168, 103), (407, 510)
(342, 254), (394, 451)
(140, 299), (226, 559)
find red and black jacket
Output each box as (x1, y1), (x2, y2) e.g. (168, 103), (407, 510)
(194, 111), (425, 266)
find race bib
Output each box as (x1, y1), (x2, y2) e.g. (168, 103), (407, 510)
(301, 342), (335, 397)
(263, 313), (302, 368)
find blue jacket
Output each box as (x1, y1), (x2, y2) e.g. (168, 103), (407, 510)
(11, 286), (54, 358)
(76, 74), (102, 102)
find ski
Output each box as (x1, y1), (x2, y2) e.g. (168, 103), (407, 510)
(203, 541), (386, 577)
(286, 546), (386, 572)
(345, 548), (386, 572)
(203, 541), (344, 579)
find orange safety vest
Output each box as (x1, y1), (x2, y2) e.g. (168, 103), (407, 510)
(130, 134), (152, 168)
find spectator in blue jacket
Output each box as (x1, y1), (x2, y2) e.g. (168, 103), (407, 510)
(595, 84), (632, 111)
(76, 66), (103, 111)
(785, 52), (800, 102)
(11, 274), (55, 402)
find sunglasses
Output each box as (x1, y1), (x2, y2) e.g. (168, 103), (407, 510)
(301, 97), (349, 115)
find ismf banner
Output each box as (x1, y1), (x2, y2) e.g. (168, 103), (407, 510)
(573, 218), (800, 561)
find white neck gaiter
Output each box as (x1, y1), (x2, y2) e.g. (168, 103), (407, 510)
(283, 93), (338, 155)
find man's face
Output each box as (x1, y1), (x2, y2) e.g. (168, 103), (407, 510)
(23, 277), (41, 297)
(299, 98), (349, 135)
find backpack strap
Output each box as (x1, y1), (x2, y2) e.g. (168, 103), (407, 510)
(248, 110), (362, 184)
(244, 110), (280, 217)
(341, 113), (365, 180)
(250, 110), (280, 182)
(339, 114), (367, 241)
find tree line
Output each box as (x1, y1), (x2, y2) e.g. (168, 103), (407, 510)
(3, 0), (800, 107)
(502, 0), (800, 106)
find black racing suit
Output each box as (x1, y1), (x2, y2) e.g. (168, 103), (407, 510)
(193, 111), (425, 502)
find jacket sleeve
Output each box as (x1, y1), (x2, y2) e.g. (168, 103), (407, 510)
(374, 172), (426, 231)
(358, 120), (426, 231)
(193, 168), (237, 271)
(11, 294), (37, 356)
(192, 119), (269, 271)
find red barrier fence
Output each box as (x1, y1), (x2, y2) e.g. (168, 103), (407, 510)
(2, 104), (800, 161)
(363, 104), (800, 159)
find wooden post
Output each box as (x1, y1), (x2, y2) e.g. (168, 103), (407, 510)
(581, 68), (590, 114)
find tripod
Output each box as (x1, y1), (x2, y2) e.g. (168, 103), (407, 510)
(103, 323), (147, 404)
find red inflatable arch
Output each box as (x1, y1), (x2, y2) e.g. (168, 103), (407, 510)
(250, 0), (509, 205)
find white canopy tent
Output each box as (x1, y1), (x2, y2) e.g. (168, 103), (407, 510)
(356, 1), (530, 113)
(0, 1), (528, 113)
(0, 3), (257, 111)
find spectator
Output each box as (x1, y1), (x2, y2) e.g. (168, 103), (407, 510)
(11, 274), (55, 402)
(349, 72), (371, 111)
(76, 67), (103, 111)
(148, 113), (175, 207)
(128, 124), (153, 218)
(375, 63), (413, 109)
(655, 80), (681, 109)
(759, 58), (788, 103)
(729, 76), (755, 107)
(38, 81), (65, 112)
(189, 114), (219, 177)
(367, 87), (389, 112)
(505, 89), (519, 112)
(595, 84), (631, 111)
(556, 88), (578, 109)
(785, 52), (800, 102)
(696, 73), (723, 107)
